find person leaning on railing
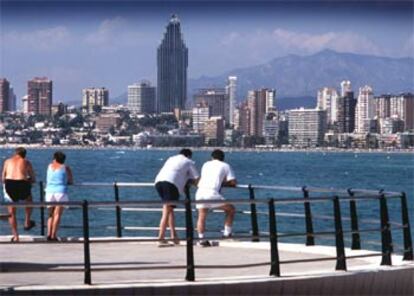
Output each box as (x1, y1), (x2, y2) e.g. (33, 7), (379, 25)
(45, 151), (74, 242)
(1, 147), (36, 242)
(154, 148), (199, 247)
(195, 149), (237, 247)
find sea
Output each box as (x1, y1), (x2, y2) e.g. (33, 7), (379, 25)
(1, 148), (413, 252)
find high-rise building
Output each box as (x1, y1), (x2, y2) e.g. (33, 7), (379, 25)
(22, 95), (29, 113)
(247, 89), (275, 137)
(263, 112), (279, 145)
(128, 81), (156, 114)
(82, 87), (109, 113)
(336, 91), (356, 133)
(192, 103), (210, 133)
(340, 80), (352, 97)
(390, 93), (414, 131)
(238, 102), (251, 135)
(8, 86), (16, 112)
(374, 95), (391, 119)
(226, 76), (237, 126)
(317, 87), (338, 125)
(157, 14), (188, 113)
(194, 88), (229, 123)
(0, 78), (10, 113)
(203, 116), (224, 146)
(27, 77), (53, 115)
(355, 85), (375, 134)
(288, 108), (327, 147)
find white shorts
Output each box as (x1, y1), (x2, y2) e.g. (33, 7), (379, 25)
(195, 189), (226, 209)
(45, 192), (69, 205)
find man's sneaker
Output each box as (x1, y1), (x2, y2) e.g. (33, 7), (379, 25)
(157, 239), (171, 248)
(197, 240), (211, 247)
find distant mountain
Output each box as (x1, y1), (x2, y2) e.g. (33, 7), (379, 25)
(188, 49), (414, 104)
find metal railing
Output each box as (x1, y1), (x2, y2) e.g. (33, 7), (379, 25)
(0, 181), (413, 285)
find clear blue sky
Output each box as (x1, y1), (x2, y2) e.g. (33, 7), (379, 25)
(1, 0), (413, 104)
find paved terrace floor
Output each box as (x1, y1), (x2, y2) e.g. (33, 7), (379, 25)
(1, 235), (413, 293)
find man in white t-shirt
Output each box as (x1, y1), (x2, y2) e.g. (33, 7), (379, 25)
(155, 149), (199, 247)
(195, 149), (236, 247)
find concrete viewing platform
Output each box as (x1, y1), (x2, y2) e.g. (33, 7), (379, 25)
(1, 235), (413, 295)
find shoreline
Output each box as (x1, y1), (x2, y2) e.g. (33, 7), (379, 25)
(0, 144), (413, 154)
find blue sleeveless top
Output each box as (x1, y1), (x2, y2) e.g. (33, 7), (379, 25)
(46, 165), (68, 194)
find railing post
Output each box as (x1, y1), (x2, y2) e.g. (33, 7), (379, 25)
(302, 186), (315, 246)
(82, 200), (92, 285)
(184, 187), (195, 281)
(379, 193), (392, 266)
(248, 184), (260, 242)
(114, 182), (122, 238)
(39, 181), (45, 236)
(348, 189), (361, 250)
(400, 192), (413, 260)
(268, 198), (280, 276)
(333, 196), (347, 271)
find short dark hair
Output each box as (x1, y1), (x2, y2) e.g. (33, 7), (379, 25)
(15, 147), (27, 158)
(53, 151), (66, 164)
(179, 148), (192, 158)
(211, 149), (225, 161)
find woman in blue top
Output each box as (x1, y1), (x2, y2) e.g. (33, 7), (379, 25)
(45, 151), (73, 241)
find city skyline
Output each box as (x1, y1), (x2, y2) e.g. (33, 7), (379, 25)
(0, 0), (413, 103)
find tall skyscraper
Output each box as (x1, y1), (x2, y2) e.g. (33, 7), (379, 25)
(157, 14), (188, 113)
(82, 87), (109, 113)
(336, 91), (356, 133)
(355, 85), (375, 133)
(317, 87), (338, 125)
(192, 102), (210, 133)
(203, 116), (225, 146)
(194, 88), (229, 123)
(0, 78), (10, 113)
(374, 95), (391, 119)
(8, 86), (16, 112)
(27, 77), (53, 115)
(288, 108), (327, 147)
(226, 76), (237, 126)
(128, 81), (156, 114)
(390, 93), (414, 131)
(247, 89), (275, 137)
(340, 80), (352, 97)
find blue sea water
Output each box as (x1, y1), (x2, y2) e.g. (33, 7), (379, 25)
(1, 148), (413, 252)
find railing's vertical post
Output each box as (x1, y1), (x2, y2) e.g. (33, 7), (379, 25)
(348, 189), (361, 250)
(39, 181), (45, 236)
(333, 196), (347, 271)
(400, 192), (413, 260)
(82, 200), (92, 285)
(114, 182), (122, 238)
(184, 186), (195, 281)
(248, 184), (260, 242)
(379, 193), (392, 266)
(302, 186), (315, 246)
(268, 198), (280, 276)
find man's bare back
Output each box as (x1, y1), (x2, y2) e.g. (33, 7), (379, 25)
(2, 155), (35, 182)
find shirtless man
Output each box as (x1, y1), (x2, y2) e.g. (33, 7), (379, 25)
(2, 147), (36, 242)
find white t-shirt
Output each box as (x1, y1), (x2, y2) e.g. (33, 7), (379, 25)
(155, 154), (199, 194)
(195, 159), (236, 201)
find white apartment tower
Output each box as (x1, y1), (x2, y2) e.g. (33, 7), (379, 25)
(340, 80), (352, 97)
(226, 76), (237, 126)
(288, 108), (327, 147)
(128, 81), (156, 114)
(317, 87), (338, 125)
(355, 85), (375, 133)
(82, 87), (109, 113)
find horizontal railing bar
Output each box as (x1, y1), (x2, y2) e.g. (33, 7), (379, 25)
(0, 181), (401, 196)
(195, 262), (270, 269)
(91, 265), (186, 271)
(342, 228), (383, 234)
(280, 256), (338, 264)
(346, 253), (383, 259)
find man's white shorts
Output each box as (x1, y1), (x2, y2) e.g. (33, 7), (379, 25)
(195, 189), (226, 209)
(45, 192), (69, 205)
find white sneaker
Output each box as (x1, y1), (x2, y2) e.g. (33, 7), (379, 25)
(157, 240), (171, 248)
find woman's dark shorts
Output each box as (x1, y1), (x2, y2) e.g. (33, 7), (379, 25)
(155, 181), (179, 206)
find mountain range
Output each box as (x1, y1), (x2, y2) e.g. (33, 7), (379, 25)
(112, 49), (414, 110)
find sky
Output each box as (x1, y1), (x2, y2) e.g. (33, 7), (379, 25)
(0, 0), (413, 104)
